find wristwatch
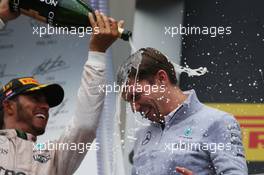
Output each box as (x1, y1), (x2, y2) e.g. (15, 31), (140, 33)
(0, 17), (6, 30)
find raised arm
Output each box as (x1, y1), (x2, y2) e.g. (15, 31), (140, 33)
(55, 12), (122, 175)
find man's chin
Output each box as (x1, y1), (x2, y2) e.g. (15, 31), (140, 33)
(32, 119), (48, 135)
(33, 126), (46, 136)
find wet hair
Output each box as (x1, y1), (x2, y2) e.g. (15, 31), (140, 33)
(118, 47), (177, 85)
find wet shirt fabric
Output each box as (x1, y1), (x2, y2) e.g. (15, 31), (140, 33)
(0, 52), (106, 175)
(132, 90), (248, 175)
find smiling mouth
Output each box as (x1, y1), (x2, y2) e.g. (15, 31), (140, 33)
(35, 114), (47, 120)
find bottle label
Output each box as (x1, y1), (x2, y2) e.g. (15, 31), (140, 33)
(10, 0), (58, 26)
(39, 0), (58, 7)
(11, 0), (20, 12)
(47, 11), (55, 25)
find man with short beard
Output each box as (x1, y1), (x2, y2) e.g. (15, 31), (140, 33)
(0, 0), (122, 174)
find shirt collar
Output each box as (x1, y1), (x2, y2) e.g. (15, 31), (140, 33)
(164, 89), (203, 127)
(164, 104), (183, 124)
(0, 129), (37, 142)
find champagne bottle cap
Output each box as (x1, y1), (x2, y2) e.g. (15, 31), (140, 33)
(120, 29), (132, 41)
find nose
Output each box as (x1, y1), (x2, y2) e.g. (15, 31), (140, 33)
(130, 101), (140, 113)
(43, 101), (49, 108)
(37, 97), (50, 110)
(39, 101), (50, 110)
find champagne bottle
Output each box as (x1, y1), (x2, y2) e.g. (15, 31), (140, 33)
(9, 0), (132, 41)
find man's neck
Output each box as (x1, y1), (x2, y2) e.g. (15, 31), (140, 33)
(165, 86), (187, 114)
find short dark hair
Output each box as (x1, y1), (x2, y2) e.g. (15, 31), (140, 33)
(0, 110), (3, 129)
(118, 47), (177, 85)
(0, 96), (18, 129)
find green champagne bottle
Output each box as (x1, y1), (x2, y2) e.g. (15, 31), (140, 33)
(9, 0), (132, 41)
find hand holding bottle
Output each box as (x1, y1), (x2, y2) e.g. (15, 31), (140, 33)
(0, 0), (19, 23)
(88, 11), (124, 53)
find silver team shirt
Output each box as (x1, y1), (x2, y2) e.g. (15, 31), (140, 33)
(132, 90), (248, 175)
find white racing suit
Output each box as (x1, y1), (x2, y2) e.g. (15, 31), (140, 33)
(0, 52), (106, 175)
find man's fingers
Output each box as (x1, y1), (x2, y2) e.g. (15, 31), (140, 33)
(88, 12), (97, 29)
(89, 14), (121, 52)
(176, 167), (193, 175)
(95, 10), (105, 30)
(101, 12), (110, 32)
(109, 18), (118, 36)
(118, 20), (125, 29)
(0, 0), (20, 22)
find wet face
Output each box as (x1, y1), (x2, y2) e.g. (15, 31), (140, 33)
(14, 91), (50, 136)
(122, 78), (167, 123)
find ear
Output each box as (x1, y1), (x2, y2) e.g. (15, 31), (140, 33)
(155, 70), (170, 84)
(2, 100), (16, 116)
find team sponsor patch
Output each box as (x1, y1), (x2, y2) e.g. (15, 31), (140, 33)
(0, 147), (8, 155)
(2, 82), (13, 91)
(33, 150), (51, 163)
(141, 131), (152, 145)
(19, 78), (39, 85)
(5, 90), (13, 97)
(0, 166), (26, 175)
